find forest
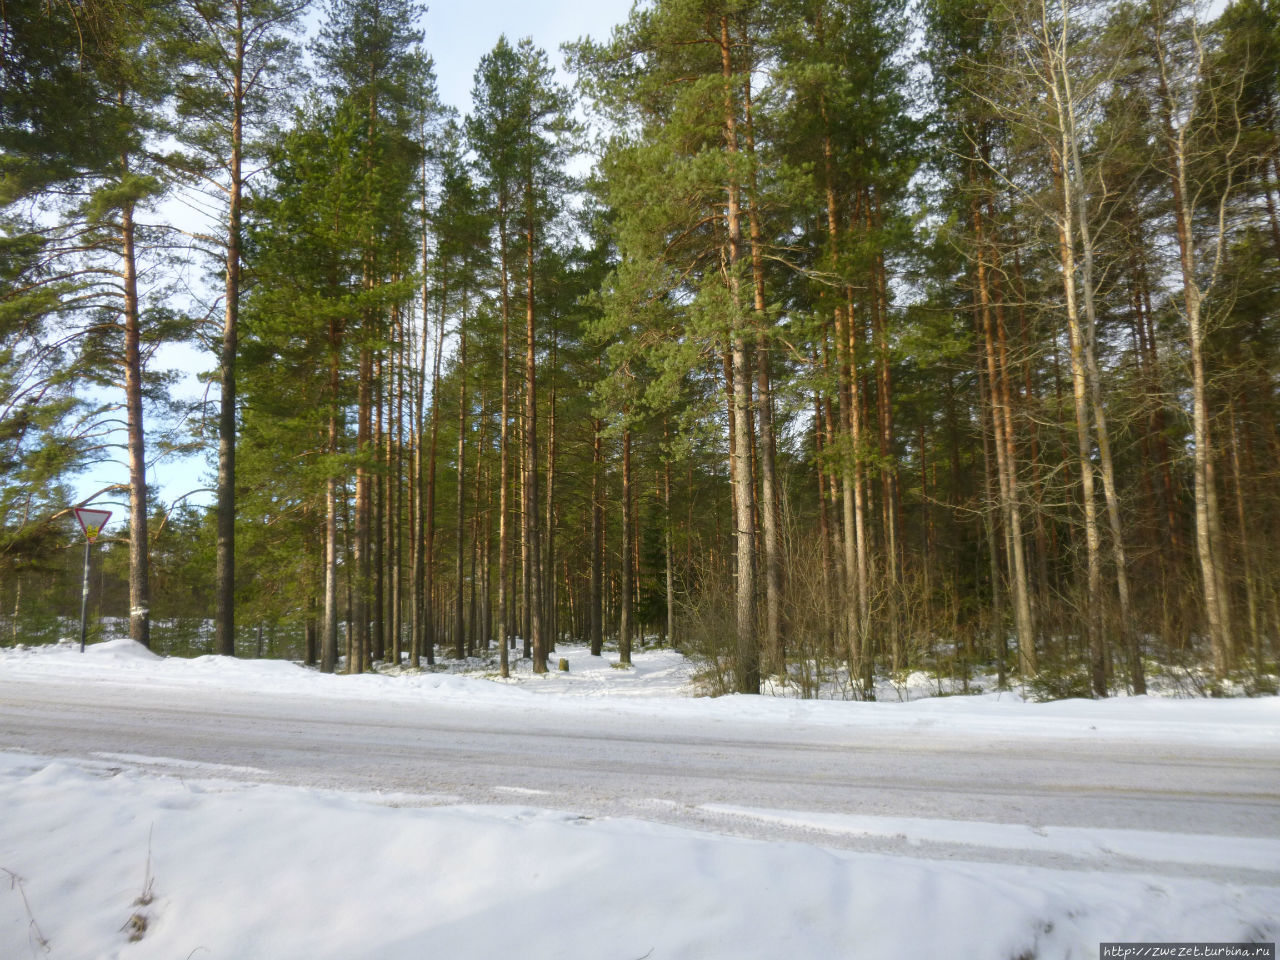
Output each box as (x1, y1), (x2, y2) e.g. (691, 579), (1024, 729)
(1, 0), (1277, 699)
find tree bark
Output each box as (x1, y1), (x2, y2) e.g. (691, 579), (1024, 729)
(742, 55), (783, 676)
(544, 334), (558, 650)
(497, 201), (512, 678)
(424, 277), (445, 665)
(1226, 404), (1262, 673)
(619, 424), (633, 666)
(664, 421), (675, 648)
(1152, 20), (1235, 676)
(322, 315), (342, 674)
(525, 192), (544, 673)
(121, 191), (150, 651)
(454, 291), (468, 660)
(410, 145), (431, 669)
(1050, 149), (1107, 696)
(978, 361), (1007, 689)
(352, 338), (372, 674)
(590, 413), (604, 657)
(372, 352), (385, 664)
(391, 305), (405, 665)
(721, 14), (759, 695)
(214, 4), (244, 659)
(819, 93), (869, 691)
(973, 192), (1036, 677)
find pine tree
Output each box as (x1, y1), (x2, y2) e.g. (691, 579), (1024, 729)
(2, 1), (181, 650)
(431, 129), (492, 659)
(469, 35), (574, 674)
(314, 0), (427, 671)
(0, 0), (120, 201)
(573, 0), (764, 692)
(241, 97), (369, 672)
(78, 0), (183, 650)
(171, 0), (309, 657)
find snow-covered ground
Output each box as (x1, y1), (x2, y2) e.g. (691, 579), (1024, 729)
(1, 639), (1277, 960)
(5, 636), (1276, 744)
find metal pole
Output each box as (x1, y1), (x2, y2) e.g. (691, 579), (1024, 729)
(79, 538), (91, 653)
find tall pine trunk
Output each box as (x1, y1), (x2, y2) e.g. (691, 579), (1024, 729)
(322, 316), (342, 674)
(973, 191), (1036, 677)
(214, 9), (244, 658)
(820, 94), (869, 690)
(525, 188), (545, 673)
(411, 153), (431, 669)
(424, 284), (445, 665)
(121, 191), (150, 650)
(664, 420), (675, 647)
(721, 14), (759, 695)
(497, 206), (512, 678)
(619, 424), (633, 666)
(352, 339), (372, 674)
(544, 335), (557, 650)
(742, 54), (783, 676)
(391, 309), (405, 665)
(590, 413), (604, 657)
(372, 352), (385, 664)
(454, 293), (468, 660)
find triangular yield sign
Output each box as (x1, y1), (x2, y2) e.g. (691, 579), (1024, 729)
(74, 507), (112, 542)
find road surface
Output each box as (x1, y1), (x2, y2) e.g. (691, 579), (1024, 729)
(2, 675), (1276, 881)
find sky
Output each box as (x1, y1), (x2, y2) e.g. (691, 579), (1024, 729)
(73, 0), (638, 526)
(421, 0), (635, 112)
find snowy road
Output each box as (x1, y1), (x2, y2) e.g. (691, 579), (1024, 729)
(3, 673), (1277, 881)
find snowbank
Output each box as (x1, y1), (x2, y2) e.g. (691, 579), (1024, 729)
(3, 638), (1277, 746)
(1, 752), (1275, 960)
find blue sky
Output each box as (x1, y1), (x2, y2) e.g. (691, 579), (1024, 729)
(422, 0), (635, 112)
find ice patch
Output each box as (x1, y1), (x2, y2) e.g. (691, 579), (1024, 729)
(91, 752), (270, 776)
(493, 785), (552, 796)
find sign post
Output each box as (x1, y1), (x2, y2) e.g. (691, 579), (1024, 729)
(73, 508), (111, 653)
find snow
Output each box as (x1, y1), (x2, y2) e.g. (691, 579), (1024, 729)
(700, 805), (1280, 872)
(1, 639), (1277, 959)
(4, 636), (1278, 748)
(2, 753), (1276, 960)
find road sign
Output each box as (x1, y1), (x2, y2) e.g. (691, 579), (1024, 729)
(74, 507), (112, 542)
(73, 507), (111, 653)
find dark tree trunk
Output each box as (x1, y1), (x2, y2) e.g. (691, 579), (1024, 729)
(215, 11), (244, 658)
(454, 299), (468, 660)
(619, 425), (633, 666)
(525, 198), (545, 673)
(590, 414), (604, 657)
